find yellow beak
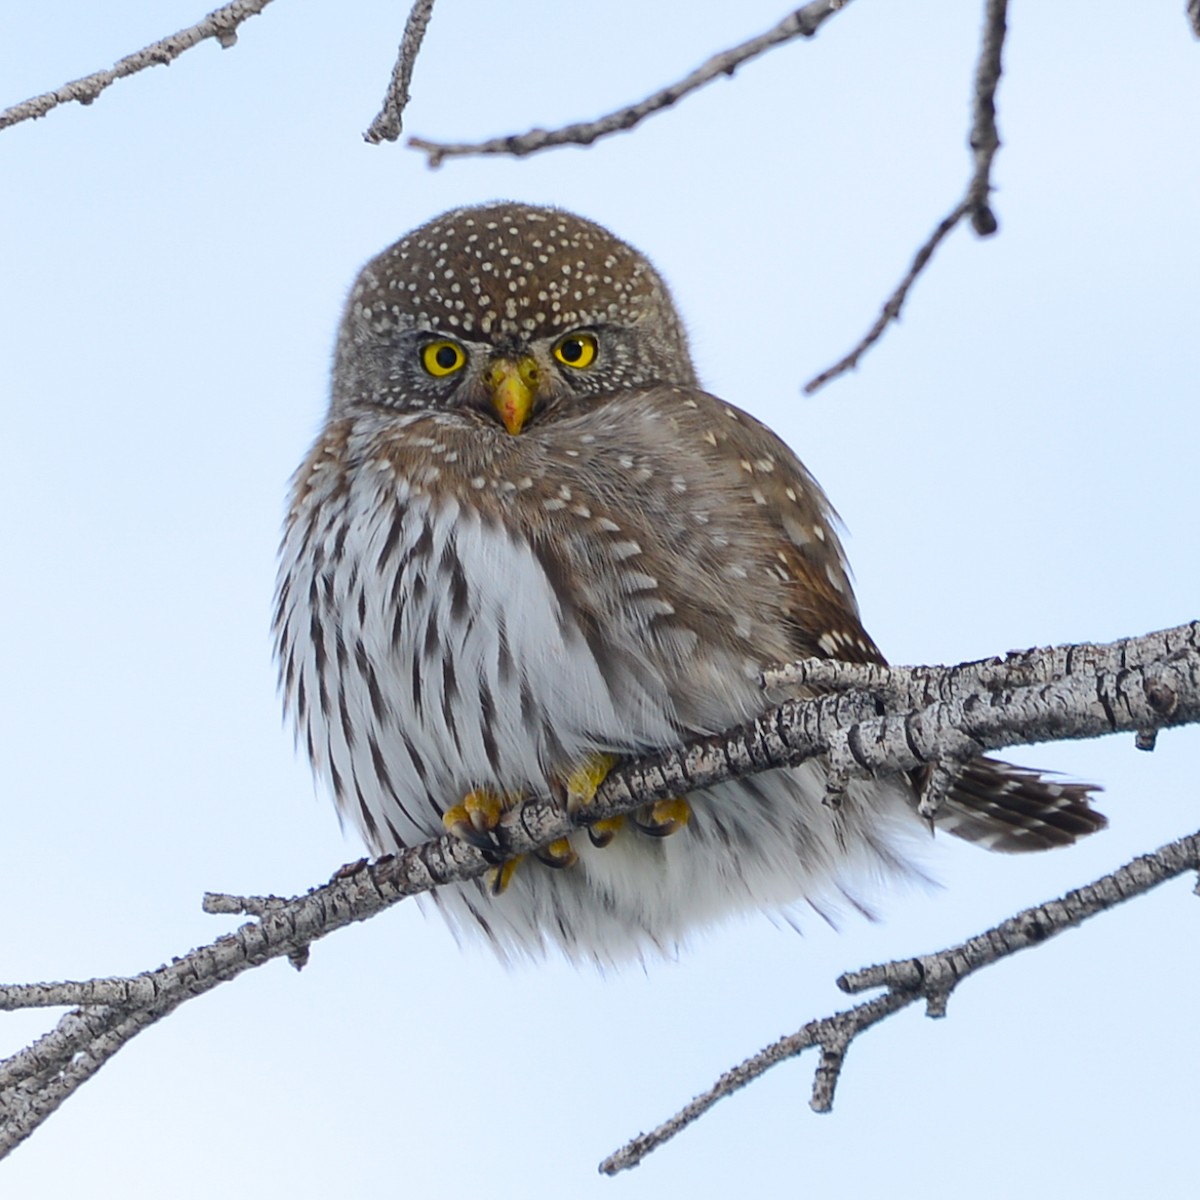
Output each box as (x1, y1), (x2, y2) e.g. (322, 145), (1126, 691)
(487, 357), (538, 435)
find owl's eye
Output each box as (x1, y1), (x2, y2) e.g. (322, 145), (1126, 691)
(421, 340), (467, 377)
(553, 332), (598, 370)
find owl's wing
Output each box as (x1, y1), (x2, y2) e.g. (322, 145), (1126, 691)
(672, 392), (887, 668)
(770, 533), (886, 667)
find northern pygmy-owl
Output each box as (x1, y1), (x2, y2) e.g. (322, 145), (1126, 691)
(275, 202), (1104, 965)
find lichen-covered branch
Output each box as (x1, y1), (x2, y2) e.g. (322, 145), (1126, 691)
(803, 0), (1009, 393)
(0, 0), (275, 133)
(363, 0), (437, 144)
(1, 620), (1196, 1158)
(601, 827), (1200, 1174)
(407, 1), (854, 167)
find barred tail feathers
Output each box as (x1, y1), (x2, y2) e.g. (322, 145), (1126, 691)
(928, 756), (1106, 852)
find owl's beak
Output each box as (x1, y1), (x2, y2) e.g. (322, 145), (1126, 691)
(487, 357), (538, 435)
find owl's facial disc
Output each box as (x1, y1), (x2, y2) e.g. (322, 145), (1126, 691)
(486, 355), (539, 435)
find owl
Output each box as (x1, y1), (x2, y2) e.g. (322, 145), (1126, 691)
(274, 202), (1104, 965)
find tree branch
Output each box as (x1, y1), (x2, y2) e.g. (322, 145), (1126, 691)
(601, 827), (1200, 1174)
(0, 0), (276, 133)
(363, 0), (437, 144)
(406, 1), (855, 167)
(1, 620), (1195, 1158)
(803, 0), (1008, 393)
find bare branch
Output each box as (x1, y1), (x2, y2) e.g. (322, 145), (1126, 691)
(0, 0), (276, 134)
(363, 0), (437, 144)
(1, 620), (1196, 1157)
(803, 0), (1009, 393)
(407, 1), (854, 167)
(764, 621), (1199, 715)
(1189, 0), (1200, 39)
(801, 201), (972, 394)
(601, 827), (1200, 1174)
(965, 0), (1008, 235)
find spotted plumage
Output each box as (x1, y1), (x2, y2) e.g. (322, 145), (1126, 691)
(274, 202), (1105, 965)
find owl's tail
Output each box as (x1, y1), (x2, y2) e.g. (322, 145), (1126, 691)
(921, 757), (1106, 852)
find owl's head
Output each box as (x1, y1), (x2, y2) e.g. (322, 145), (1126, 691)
(330, 202), (697, 432)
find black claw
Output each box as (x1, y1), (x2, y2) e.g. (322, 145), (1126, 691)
(588, 826), (616, 849)
(633, 817), (680, 839)
(449, 824), (503, 854)
(533, 846), (576, 869)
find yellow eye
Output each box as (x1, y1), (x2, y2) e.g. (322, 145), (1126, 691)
(553, 332), (597, 370)
(421, 340), (466, 377)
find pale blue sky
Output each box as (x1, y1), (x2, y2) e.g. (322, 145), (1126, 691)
(2, 3), (1197, 1196)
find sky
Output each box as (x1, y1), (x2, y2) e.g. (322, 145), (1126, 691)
(1, 2), (1198, 1195)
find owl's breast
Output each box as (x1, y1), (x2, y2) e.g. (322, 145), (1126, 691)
(276, 426), (704, 849)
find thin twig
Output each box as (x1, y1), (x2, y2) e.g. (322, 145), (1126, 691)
(803, 0), (1009, 393)
(407, 1), (854, 167)
(801, 201), (971, 394)
(600, 827), (1200, 1174)
(965, 0), (1007, 234)
(0, 0), (276, 133)
(363, 0), (437, 144)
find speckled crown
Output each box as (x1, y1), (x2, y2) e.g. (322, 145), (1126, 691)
(347, 202), (676, 340)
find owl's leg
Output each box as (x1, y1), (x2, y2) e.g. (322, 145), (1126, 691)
(562, 757), (691, 841)
(442, 788), (527, 895)
(441, 787), (579, 893)
(560, 754), (693, 844)
(559, 754), (624, 848)
(442, 788), (514, 848)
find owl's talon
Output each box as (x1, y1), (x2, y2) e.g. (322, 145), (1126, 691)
(587, 816), (625, 848)
(485, 856), (522, 895)
(443, 788), (517, 851)
(442, 805), (499, 851)
(634, 797), (691, 838)
(534, 838), (579, 870)
(561, 753), (619, 816)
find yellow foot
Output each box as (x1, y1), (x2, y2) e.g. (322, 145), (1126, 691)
(443, 788), (517, 850)
(534, 837), (579, 870)
(483, 856), (522, 896)
(634, 797), (691, 838)
(445, 788), (525, 894)
(560, 753), (618, 817)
